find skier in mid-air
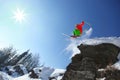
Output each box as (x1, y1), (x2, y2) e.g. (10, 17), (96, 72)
(62, 21), (91, 38)
(71, 21), (85, 38)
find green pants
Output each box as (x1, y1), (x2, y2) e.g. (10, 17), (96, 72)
(73, 29), (81, 36)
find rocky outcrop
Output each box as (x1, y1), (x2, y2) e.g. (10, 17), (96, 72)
(62, 43), (120, 80)
(4, 64), (28, 77)
(29, 68), (42, 78)
(96, 66), (120, 80)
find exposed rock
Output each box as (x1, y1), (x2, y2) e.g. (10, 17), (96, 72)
(62, 43), (120, 80)
(78, 43), (120, 68)
(105, 69), (120, 80)
(29, 68), (42, 78)
(63, 57), (96, 80)
(96, 66), (120, 80)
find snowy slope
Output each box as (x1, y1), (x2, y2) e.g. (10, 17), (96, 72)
(14, 68), (65, 80)
(0, 71), (41, 80)
(40, 67), (54, 80)
(14, 74), (41, 80)
(0, 71), (13, 80)
(0, 68), (65, 80)
(50, 69), (66, 80)
(66, 37), (120, 57)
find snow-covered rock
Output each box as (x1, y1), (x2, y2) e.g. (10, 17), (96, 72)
(2, 64), (28, 77)
(40, 67), (54, 80)
(29, 67), (65, 80)
(96, 77), (105, 80)
(29, 67), (42, 78)
(14, 67), (65, 80)
(0, 71), (42, 80)
(64, 37), (120, 80)
(0, 66), (65, 80)
(67, 37), (120, 67)
(0, 71), (13, 80)
(67, 37), (120, 57)
(49, 69), (65, 80)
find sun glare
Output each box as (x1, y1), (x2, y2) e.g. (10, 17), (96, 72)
(13, 8), (26, 23)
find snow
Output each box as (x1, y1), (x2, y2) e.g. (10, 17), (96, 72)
(0, 71), (13, 80)
(14, 74), (41, 80)
(50, 69), (65, 77)
(50, 69), (65, 80)
(0, 70), (41, 80)
(98, 69), (105, 71)
(96, 77), (105, 80)
(80, 37), (120, 47)
(13, 68), (65, 80)
(40, 67), (65, 80)
(0, 71), (41, 80)
(19, 64), (28, 74)
(0, 66), (65, 80)
(31, 67), (42, 78)
(113, 52), (120, 70)
(113, 60), (120, 70)
(40, 67), (54, 80)
(2, 64), (28, 77)
(66, 36), (120, 57)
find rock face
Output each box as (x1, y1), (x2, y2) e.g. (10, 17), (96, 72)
(62, 43), (120, 80)
(96, 66), (120, 80)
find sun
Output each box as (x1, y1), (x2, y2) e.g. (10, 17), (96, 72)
(13, 8), (26, 23)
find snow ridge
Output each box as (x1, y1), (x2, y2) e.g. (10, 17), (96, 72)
(66, 37), (120, 57)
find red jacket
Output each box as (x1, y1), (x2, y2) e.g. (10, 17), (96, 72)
(76, 21), (84, 33)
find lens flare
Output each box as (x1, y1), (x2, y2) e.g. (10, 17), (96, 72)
(13, 8), (26, 23)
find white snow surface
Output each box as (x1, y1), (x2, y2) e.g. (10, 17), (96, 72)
(40, 67), (65, 80)
(0, 66), (66, 80)
(14, 74), (41, 80)
(96, 77), (105, 80)
(0, 71), (41, 80)
(50, 69), (66, 80)
(0, 68), (65, 80)
(40, 67), (54, 80)
(15, 67), (65, 80)
(0, 71), (13, 80)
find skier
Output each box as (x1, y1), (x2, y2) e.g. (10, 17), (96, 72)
(71, 21), (85, 38)
(62, 21), (91, 38)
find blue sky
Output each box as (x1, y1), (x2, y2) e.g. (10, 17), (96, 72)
(0, 0), (120, 69)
